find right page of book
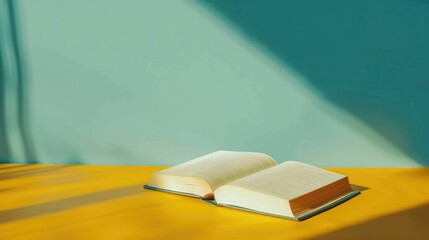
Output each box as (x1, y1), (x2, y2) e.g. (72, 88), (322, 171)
(227, 161), (346, 200)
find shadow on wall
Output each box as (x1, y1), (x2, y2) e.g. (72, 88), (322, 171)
(197, 0), (429, 166)
(0, 0), (36, 163)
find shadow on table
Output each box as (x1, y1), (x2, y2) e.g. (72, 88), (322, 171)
(395, 168), (429, 182)
(311, 203), (429, 239)
(0, 184), (146, 224)
(0, 165), (69, 180)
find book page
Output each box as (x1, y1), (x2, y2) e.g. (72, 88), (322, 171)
(156, 151), (276, 190)
(228, 161), (346, 200)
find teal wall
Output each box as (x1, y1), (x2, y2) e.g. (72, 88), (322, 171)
(5, 0), (427, 166)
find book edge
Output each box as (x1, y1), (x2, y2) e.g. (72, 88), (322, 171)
(295, 190), (360, 220)
(144, 184), (219, 205)
(220, 190), (360, 221)
(219, 204), (299, 220)
(144, 184), (360, 221)
(143, 184), (201, 198)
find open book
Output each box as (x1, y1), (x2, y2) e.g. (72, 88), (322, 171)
(144, 151), (359, 220)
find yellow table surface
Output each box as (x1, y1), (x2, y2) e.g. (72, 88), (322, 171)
(0, 165), (428, 240)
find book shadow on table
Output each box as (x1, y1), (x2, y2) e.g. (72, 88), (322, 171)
(310, 203), (429, 239)
(350, 184), (369, 192)
(0, 184), (146, 224)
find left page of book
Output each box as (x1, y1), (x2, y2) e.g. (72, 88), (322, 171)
(147, 151), (276, 197)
